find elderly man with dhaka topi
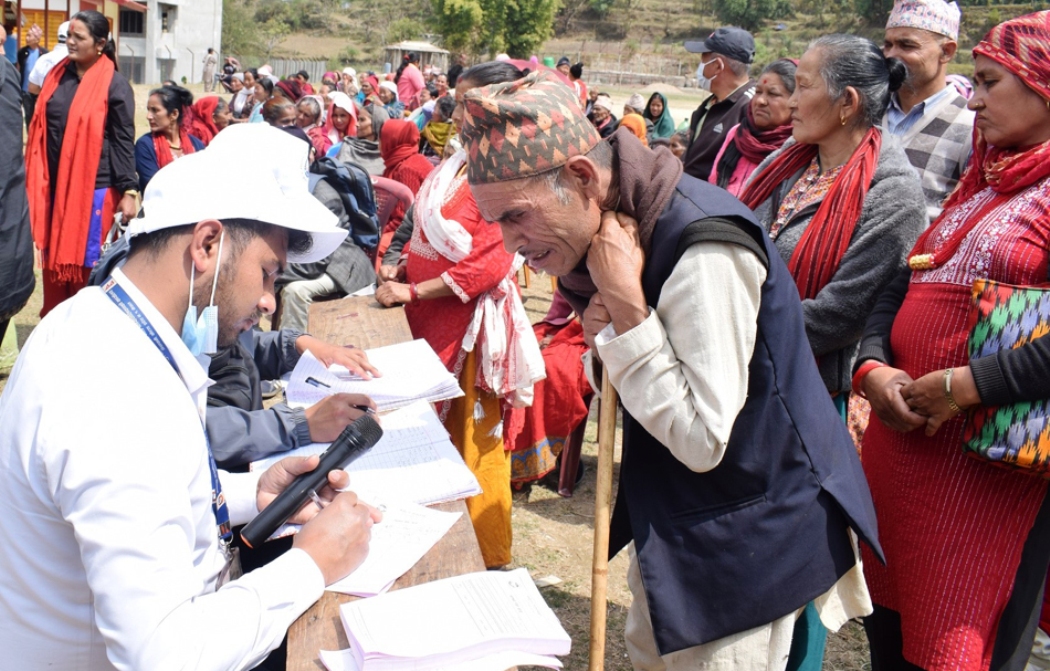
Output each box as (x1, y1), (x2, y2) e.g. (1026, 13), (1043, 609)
(460, 70), (884, 671)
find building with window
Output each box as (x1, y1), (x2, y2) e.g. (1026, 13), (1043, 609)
(4, 0), (221, 85)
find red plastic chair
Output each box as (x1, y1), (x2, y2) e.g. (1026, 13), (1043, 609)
(370, 176), (415, 272)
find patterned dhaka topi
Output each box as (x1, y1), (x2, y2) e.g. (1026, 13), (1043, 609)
(974, 10), (1050, 101)
(886, 0), (961, 40)
(460, 70), (601, 185)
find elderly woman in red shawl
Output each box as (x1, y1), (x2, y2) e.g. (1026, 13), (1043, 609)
(378, 119), (435, 259)
(851, 11), (1050, 670)
(188, 96), (231, 146)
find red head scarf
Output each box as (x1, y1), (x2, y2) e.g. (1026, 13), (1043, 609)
(907, 10), (1050, 270)
(275, 79), (303, 102)
(946, 10), (1050, 208)
(190, 96), (221, 146)
(380, 119), (422, 171)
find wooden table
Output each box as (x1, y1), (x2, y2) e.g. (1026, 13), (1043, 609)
(286, 295), (488, 671)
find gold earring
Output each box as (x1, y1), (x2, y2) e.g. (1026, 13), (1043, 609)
(840, 116), (847, 126)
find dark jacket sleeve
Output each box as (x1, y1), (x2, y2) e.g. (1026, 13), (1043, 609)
(107, 75), (138, 192)
(207, 403), (312, 469)
(134, 134), (158, 192)
(382, 202), (415, 266)
(854, 267), (910, 371)
(970, 331), (1050, 406)
(250, 328), (303, 379)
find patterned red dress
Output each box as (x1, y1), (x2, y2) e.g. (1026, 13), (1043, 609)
(861, 176), (1050, 670)
(402, 171), (518, 568)
(403, 172), (515, 378)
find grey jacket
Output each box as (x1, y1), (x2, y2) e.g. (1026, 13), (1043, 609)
(751, 133), (926, 393)
(207, 329), (312, 469)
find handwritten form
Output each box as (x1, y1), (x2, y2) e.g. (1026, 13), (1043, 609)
(327, 502), (462, 598)
(287, 340), (463, 411)
(339, 568), (571, 670)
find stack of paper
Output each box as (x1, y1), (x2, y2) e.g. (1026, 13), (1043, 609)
(287, 340), (463, 411)
(337, 568), (571, 671)
(327, 502), (462, 597)
(251, 401), (481, 514)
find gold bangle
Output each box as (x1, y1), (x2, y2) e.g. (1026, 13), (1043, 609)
(944, 368), (961, 413)
(124, 189), (140, 198)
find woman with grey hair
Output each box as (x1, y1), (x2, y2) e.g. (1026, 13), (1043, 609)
(295, 95), (329, 156)
(740, 34), (926, 671)
(330, 101), (388, 175)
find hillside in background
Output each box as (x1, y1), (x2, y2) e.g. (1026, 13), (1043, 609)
(225, 0), (1043, 78)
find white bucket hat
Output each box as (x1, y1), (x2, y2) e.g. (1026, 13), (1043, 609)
(126, 124), (346, 264)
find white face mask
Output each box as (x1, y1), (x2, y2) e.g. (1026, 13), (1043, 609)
(181, 231), (224, 356)
(696, 58), (722, 92)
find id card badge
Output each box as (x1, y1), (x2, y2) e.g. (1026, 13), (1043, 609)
(217, 545), (243, 588)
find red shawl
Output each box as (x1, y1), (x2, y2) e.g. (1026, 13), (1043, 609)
(735, 105), (793, 164)
(25, 56), (115, 282)
(740, 127), (883, 300)
(190, 97), (221, 146)
(152, 127), (198, 172)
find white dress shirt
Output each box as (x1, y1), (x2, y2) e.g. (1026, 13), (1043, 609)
(27, 44), (68, 88)
(0, 269), (324, 670)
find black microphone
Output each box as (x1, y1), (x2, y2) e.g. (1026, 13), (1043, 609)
(240, 414), (383, 549)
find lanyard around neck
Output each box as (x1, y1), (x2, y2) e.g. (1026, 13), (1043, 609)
(101, 276), (233, 549)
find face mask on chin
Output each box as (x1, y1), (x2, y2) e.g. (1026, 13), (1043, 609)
(181, 231), (224, 357)
(696, 58), (721, 92)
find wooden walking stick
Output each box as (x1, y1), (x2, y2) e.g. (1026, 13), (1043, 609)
(589, 368), (619, 671)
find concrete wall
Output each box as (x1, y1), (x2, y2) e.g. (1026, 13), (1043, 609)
(116, 0), (221, 84)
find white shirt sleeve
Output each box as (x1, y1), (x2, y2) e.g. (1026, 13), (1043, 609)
(595, 242), (766, 472)
(47, 379), (323, 671)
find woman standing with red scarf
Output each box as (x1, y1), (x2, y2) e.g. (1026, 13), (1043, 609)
(739, 35), (927, 671)
(852, 12), (1050, 670)
(134, 84), (204, 191)
(709, 58), (796, 197)
(374, 62), (545, 569)
(24, 10), (137, 317)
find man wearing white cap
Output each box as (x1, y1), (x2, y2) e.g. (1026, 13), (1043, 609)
(883, 0), (973, 221)
(26, 20), (69, 96)
(0, 124), (380, 670)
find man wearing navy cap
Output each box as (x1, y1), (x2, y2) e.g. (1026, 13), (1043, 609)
(682, 26), (757, 182)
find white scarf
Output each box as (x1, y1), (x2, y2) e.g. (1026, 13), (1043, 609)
(416, 151), (546, 407)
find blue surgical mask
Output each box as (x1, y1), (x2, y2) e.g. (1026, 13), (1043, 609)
(696, 58), (721, 92)
(181, 232), (224, 356)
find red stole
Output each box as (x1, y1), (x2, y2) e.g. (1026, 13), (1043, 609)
(25, 56), (115, 281)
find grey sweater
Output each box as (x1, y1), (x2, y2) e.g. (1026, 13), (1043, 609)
(751, 134), (926, 393)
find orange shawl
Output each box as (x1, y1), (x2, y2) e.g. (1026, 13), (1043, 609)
(25, 56), (115, 281)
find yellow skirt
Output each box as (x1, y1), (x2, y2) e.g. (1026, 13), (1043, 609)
(444, 350), (512, 568)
